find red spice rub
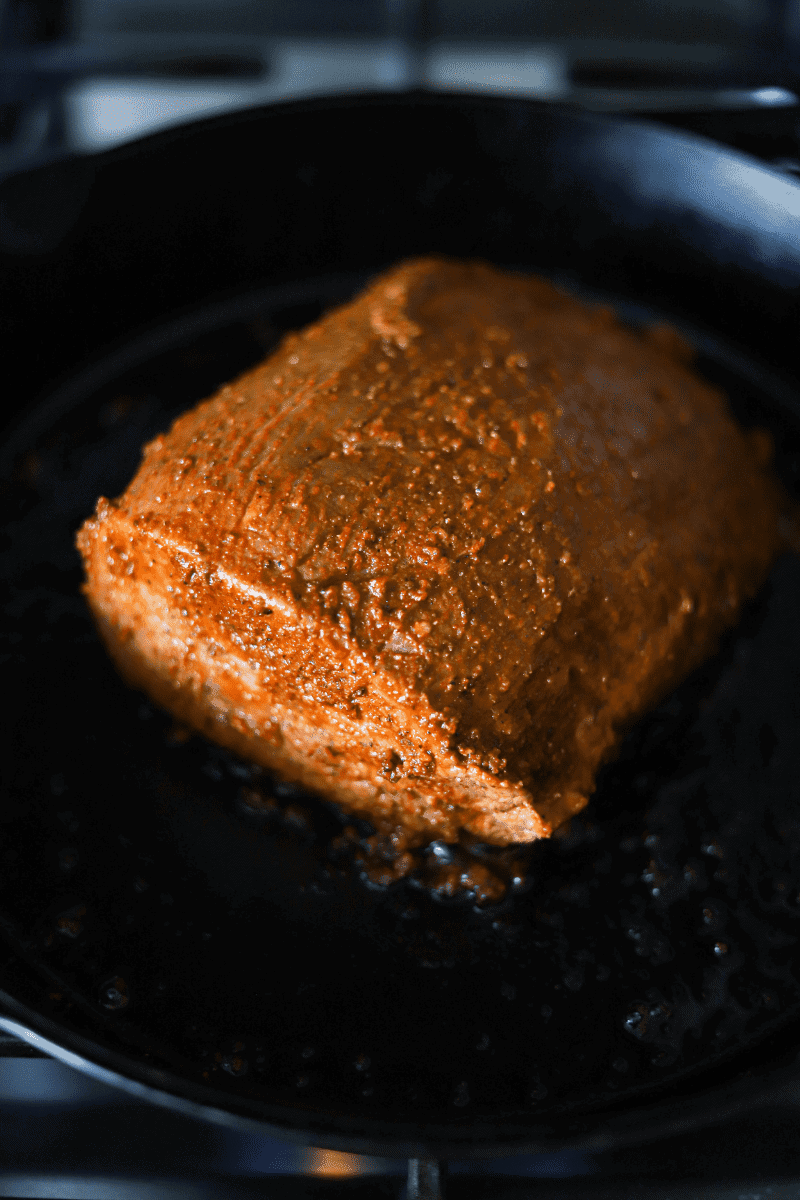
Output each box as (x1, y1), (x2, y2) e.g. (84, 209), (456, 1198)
(77, 258), (783, 849)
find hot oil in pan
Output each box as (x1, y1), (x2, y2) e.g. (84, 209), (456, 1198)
(1, 274), (800, 1122)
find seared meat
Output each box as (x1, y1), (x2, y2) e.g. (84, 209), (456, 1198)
(77, 258), (782, 847)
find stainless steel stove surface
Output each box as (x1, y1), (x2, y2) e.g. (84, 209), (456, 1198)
(3, 1025), (800, 1198)
(3, 0), (800, 179)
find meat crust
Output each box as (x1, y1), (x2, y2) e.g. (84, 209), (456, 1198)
(77, 258), (783, 847)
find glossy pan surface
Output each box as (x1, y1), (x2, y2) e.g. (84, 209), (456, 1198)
(2, 95), (800, 1157)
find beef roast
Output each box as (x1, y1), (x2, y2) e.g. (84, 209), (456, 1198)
(77, 258), (783, 847)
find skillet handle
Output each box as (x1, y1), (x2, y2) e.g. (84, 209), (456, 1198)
(407, 1158), (446, 1200)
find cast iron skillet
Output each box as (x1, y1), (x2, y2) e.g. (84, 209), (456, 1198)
(2, 94), (800, 1160)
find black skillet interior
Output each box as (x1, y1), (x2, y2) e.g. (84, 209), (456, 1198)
(2, 95), (800, 1157)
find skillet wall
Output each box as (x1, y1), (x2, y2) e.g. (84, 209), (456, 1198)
(4, 92), (800, 416)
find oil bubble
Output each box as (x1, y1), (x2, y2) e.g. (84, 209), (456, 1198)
(222, 1054), (248, 1076)
(100, 976), (129, 1010)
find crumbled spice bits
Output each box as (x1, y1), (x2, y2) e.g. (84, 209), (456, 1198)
(323, 810), (535, 904)
(77, 256), (783, 849)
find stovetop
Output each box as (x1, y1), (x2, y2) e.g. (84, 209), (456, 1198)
(4, 1020), (800, 1199)
(4, 1022), (800, 1200)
